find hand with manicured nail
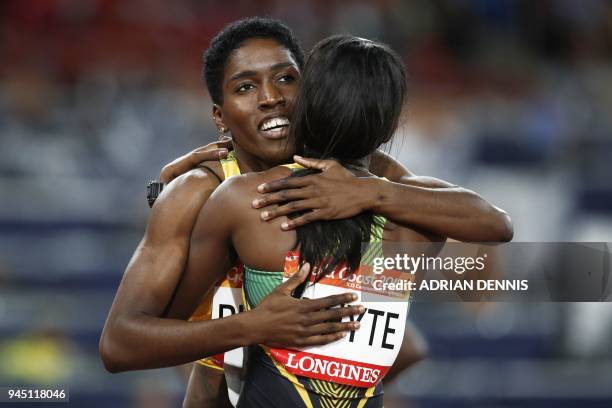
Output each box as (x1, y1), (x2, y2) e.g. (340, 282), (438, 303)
(250, 263), (363, 348)
(253, 155), (374, 230)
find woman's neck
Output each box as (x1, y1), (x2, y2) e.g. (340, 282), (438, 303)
(232, 144), (286, 173)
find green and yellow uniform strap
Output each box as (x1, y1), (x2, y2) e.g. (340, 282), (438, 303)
(220, 150), (242, 179)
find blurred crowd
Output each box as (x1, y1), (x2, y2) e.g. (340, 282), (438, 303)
(1, 1), (611, 406)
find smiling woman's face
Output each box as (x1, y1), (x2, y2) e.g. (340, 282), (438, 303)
(213, 38), (301, 169)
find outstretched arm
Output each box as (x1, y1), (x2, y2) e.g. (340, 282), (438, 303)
(100, 169), (224, 372)
(364, 175), (513, 243)
(252, 152), (513, 242)
(368, 151), (512, 242)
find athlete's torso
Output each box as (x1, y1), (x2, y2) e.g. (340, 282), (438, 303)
(237, 215), (393, 408)
(188, 153), (425, 407)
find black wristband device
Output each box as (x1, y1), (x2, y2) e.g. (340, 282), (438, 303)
(147, 181), (165, 208)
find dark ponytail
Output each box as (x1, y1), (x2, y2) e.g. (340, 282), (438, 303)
(289, 35), (406, 282)
(289, 169), (379, 280)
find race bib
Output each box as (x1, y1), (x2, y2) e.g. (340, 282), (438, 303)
(211, 264), (245, 406)
(268, 254), (411, 388)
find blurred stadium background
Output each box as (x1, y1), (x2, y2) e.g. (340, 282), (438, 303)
(1, 0), (611, 406)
